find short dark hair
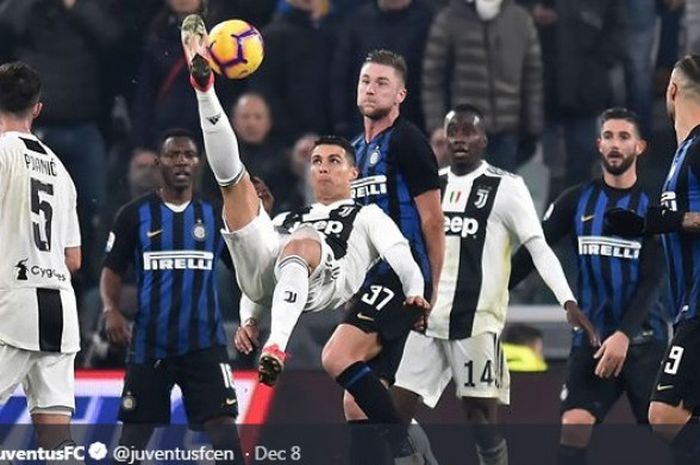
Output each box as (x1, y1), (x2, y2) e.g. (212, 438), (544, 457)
(450, 103), (485, 120)
(0, 61), (41, 116)
(364, 49), (407, 84)
(313, 135), (356, 165)
(597, 107), (643, 137)
(502, 324), (543, 346)
(157, 128), (199, 155)
(674, 55), (700, 87)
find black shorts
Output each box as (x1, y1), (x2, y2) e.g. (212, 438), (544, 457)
(561, 341), (666, 423)
(118, 346), (238, 428)
(343, 268), (430, 383)
(651, 318), (700, 415)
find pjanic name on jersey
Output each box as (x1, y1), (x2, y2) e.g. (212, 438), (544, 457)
(24, 154), (58, 177)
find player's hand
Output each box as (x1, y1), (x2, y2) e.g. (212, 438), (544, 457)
(404, 296), (430, 331)
(564, 301), (600, 348)
(604, 208), (646, 236)
(251, 176), (275, 214)
(594, 331), (629, 378)
(104, 308), (132, 347)
(234, 318), (260, 354)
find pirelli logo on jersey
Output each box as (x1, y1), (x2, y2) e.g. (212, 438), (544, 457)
(444, 212), (480, 238)
(351, 175), (387, 199)
(577, 236), (641, 260)
(143, 251), (214, 271)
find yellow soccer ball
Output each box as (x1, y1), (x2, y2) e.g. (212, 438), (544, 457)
(207, 19), (264, 79)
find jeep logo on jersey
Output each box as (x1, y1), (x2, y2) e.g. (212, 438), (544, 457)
(578, 236), (641, 259)
(288, 220), (345, 236)
(143, 251), (214, 271)
(351, 175), (387, 199)
(444, 214), (479, 238)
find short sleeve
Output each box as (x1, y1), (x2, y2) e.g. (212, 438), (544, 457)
(103, 203), (139, 275)
(686, 138), (700, 180)
(393, 120), (440, 197)
(65, 180), (81, 247)
(502, 176), (545, 245)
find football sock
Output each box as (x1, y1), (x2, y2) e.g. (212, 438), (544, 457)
(407, 421), (439, 465)
(348, 419), (391, 465)
(557, 444), (586, 465)
(336, 362), (409, 456)
(475, 436), (508, 465)
(266, 255), (309, 352)
(196, 87), (245, 186)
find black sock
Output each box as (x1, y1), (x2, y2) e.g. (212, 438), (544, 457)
(557, 444), (586, 465)
(348, 419), (390, 465)
(336, 362), (408, 456)
(671, 416), (700, 465)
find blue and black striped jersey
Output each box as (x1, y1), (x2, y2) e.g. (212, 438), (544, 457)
(104, 192), (229, 363)
(351, 116), (439, 288)
(660, 124), (700, 324)
(511, 179), (667, 347)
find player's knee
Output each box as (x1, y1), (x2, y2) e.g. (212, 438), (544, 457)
(343, 392), (367, 421)
(321, 342), (348, 377)
(281, 238), (321, 270)
(462, 397), (498, 424)
(560, 409), (595, 447)
(648, 402), (689, 441)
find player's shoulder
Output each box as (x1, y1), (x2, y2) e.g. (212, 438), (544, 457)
(483, 163), (521, 181)
(115, 192), (158, 221)
(357, 202), (387, 220)
(391, 117), (429, 144)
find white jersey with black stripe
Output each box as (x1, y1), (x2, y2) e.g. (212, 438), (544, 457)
(427, 162), (543, 340)
(0, 131), (80, 352)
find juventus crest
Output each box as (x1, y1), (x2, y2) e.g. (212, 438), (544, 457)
(474, 187), (492, 209)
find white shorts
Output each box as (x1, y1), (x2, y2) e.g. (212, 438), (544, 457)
(394, 331), (510, 408)
(0, 341), (75, 414)
(221, 207), (349, 312)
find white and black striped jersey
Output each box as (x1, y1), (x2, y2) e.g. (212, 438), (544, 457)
(427, 162), (543, 340)
(0, 131), (80, 352)
(273, 199), (411, 303)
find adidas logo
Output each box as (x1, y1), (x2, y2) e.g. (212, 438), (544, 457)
(207, 113), (222, 125)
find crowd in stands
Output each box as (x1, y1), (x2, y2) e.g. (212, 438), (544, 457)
(1, 0), (698, 367)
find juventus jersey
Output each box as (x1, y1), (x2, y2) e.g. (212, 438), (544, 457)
(427, 163), (543, 340)
(273, 200), (411, 305)
(0, 131), (80, 352)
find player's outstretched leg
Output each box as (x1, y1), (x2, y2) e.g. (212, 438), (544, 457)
(258, 236), (321, 386)
(181, 14), (259, 232)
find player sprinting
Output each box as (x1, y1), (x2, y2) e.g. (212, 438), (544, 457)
(512, 107), (668, 465)
(605, 55), (700, 465)
(0, 62), (82, 453)
(180, 14), (428, 389)
(392, 104), (596, 465)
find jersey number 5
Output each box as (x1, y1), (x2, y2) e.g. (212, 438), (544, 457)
(31, 178), (54, 251)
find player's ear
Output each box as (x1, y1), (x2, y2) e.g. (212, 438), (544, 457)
(595, 137), (601, 152)
(396, 86), (407, 105)
(637, 138), (648, 156)
(349, 165), (358, 181)
(31, 102), (42, 119)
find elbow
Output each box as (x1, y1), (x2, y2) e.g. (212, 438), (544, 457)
(66, 257), (81, 275)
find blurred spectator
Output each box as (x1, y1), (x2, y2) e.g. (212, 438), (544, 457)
(429, 126), (449, 168)
(0, 0), (123, 287)
(502, 323), (548, 372)
(520, 0), (625, 194)
(655, 0), (685, 96)
(422, 0), (543, 172)
(330, 0), (436, 137)
(131, 0), (241, 150)
(248, 0), (334, 144)
(687, 0), (700, 54)
(289, 133), (319, 204)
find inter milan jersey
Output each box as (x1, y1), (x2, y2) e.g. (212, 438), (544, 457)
(104, 192), (229, 363)
(0, 132), (80, 353)
(512, 179), (667, 347)
(351, 117), (440, 288)
(429, 163), (544, 340)
(660, 124), (700, 324)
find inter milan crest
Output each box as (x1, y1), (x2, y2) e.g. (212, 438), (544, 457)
(192, 221), (207, 242)
(369, 147), (381, 166)
(474, 187), (492, 209)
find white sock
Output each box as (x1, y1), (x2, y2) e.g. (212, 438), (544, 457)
(266, 256), (310, 352)
(196, 88), (245, 185)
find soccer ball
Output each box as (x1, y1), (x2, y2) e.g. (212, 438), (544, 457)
(207, 19), (264, 79)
